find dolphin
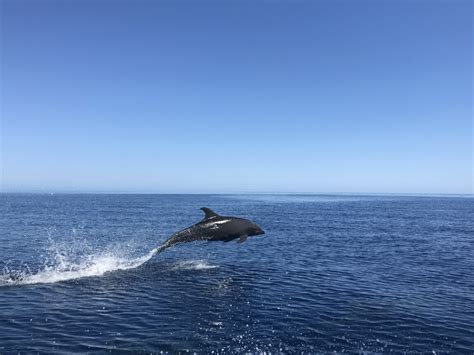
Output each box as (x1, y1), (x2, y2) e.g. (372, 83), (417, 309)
(154, 207), (265, 255)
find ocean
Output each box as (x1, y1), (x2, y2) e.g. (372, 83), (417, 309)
(0, 193), (472, 353)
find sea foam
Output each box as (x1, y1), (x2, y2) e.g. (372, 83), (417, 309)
(0, 246), (159, 286)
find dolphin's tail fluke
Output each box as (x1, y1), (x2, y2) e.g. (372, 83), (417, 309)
(153, 230), (187, 256)
(153, 244), (169, 255)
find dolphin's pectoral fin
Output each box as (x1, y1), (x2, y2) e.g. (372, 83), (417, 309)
(237, 234), (248, 243)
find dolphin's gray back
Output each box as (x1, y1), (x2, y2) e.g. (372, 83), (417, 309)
(154, 216), (243, 254)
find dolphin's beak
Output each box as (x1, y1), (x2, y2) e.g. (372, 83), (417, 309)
(257, 228), (265, 235)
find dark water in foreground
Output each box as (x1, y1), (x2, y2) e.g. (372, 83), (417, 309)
(0, 194), (473, 353)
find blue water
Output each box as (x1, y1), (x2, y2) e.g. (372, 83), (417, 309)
(0, 194), (473, 353)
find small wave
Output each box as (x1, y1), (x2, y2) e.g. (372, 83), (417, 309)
(0, 248), (159, 286)
(171, 260), (219, 271)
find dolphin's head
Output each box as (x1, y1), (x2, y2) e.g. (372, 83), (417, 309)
(246, 221), (265, 237)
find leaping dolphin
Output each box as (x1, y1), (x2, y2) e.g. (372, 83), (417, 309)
(154, 207), (265, 255)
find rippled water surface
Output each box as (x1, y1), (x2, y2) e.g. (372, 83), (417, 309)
(1, 194), (473, 353)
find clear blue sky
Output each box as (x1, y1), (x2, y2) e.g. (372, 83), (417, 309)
(1, 0), (472, 194)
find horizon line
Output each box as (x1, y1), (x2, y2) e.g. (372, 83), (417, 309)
(0, 191), (472, 197)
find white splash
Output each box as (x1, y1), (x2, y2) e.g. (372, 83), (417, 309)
(171, 260), (219, 271)
(0, 242), (221, 286)
(1, 247), (160, 286)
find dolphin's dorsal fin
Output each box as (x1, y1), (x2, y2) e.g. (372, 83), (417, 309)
(200, 207), (219, 220)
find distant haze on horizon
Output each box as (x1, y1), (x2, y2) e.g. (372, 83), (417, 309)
(1, 0), (472, 194)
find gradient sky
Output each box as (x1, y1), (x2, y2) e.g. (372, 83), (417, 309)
(1, 0), (472, 193)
